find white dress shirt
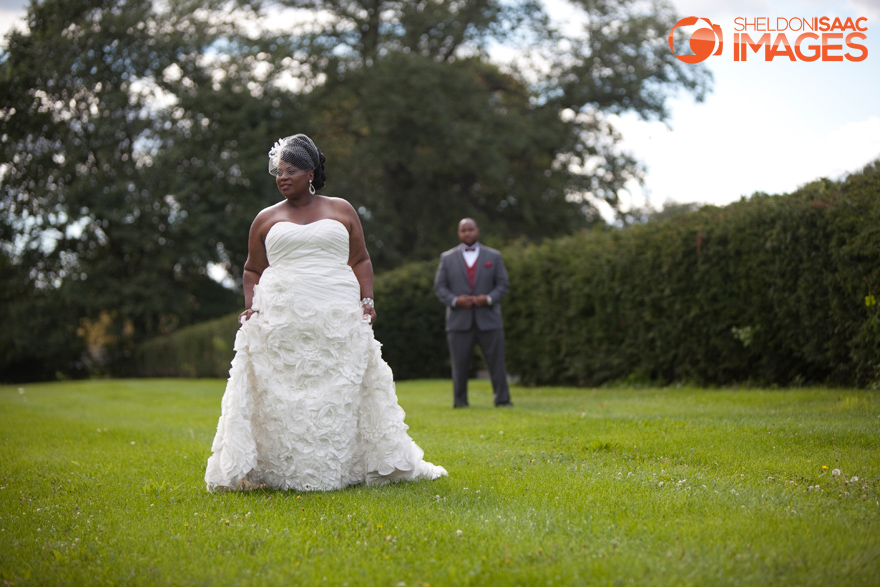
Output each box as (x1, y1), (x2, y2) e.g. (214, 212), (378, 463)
(461, 243), (480, 267)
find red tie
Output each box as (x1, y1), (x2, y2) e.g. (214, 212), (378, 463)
(465, 259), (477, 290)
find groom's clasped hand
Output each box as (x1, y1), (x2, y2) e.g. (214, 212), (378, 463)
(450, 294), (490, 309)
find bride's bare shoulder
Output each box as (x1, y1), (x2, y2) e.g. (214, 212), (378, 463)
(323, 197), (359, 229)
(323, 196), (356, 212)
(250, 203), (287, 235)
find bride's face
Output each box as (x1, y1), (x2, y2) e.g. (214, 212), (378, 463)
(275, 162), (313, 197)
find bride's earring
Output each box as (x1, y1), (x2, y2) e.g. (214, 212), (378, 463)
(309, 180), (316, 195)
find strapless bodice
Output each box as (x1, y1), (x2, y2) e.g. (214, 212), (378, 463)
(265, 218), (350, 268)
(253, 218), (359, 319)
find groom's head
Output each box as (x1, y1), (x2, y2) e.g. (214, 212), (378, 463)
(458, 218), (479, 247)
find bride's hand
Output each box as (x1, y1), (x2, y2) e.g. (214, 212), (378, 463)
(362, 305), (377, 325)
(238, 309), (257, 326)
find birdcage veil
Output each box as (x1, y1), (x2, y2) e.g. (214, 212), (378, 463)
(268, 134), (321, 176)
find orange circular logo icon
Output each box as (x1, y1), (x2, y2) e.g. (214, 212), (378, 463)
(669, 17), (724, 63)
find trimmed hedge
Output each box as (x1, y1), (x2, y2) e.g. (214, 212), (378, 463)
(134, 161), (880, 387)
(134, 313), (239, 378)
(371, 261), (450, 380)
(132, 262), (451, 380)
(503, 161), (880, 387)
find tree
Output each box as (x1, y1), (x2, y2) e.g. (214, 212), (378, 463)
(304, 52), (592, 266)
(1, 0), (710, 379)
(275, 0), (711, 266)
(0, 0), (260, 378)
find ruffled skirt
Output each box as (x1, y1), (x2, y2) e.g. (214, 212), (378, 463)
(205, 268), (447, 492)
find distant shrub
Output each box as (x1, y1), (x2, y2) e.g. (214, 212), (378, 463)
(134, 313), (238, 378)
(372, 261), (450, 380)
(503, 160), (880, 387)
(131, 262), (449, 380)
(134, 162), (880, 387)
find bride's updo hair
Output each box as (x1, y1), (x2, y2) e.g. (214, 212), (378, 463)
(312, 151), (327, 191)
(268, 133), (327, 190)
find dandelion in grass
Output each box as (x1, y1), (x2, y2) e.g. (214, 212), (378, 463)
(832, 469), (841, 477)
(456, 530), (463, 537)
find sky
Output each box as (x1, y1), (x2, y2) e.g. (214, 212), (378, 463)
(603, 0), (880, 211)
(2, 0), (878, 213)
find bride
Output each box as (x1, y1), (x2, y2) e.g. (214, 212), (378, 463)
(204, 134), (447, 491)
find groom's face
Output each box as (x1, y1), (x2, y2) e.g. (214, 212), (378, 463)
(458, 221), (479, 246)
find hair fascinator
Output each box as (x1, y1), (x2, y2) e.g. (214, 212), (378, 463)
(268, 134), (321, 176)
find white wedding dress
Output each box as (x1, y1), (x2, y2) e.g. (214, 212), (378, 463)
(205, 218), (447, 491)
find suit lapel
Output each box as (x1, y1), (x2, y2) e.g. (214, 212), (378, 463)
(453, 247), (470, 287)
(473, 248), (486, 291)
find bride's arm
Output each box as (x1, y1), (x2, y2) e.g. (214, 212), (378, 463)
(240, 213), (271, 325)
(338, 200), (376, 323)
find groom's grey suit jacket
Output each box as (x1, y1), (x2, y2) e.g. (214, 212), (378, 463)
(434, 245), (510, 332)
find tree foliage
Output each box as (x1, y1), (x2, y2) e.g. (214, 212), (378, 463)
(0, 0), (258, 377)
(129, 161), (880, 388)
(273, 0), (711, 264)
(502, 161), (880, 388)
(1, 0), (710, 380)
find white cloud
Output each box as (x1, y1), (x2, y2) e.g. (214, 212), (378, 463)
(615, 109), (880, 208)
(673, 0), (856, 22)
(820, 116), (880, 176)
(848, 0), (880, 20)
(605, 0), (880, 211)
(0, 9), (26, 39)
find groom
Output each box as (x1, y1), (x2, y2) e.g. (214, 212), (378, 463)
(434, 218), (512, 408)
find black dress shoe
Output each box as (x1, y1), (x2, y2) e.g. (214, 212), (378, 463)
(453, 403), (469, 408)
(495, 402), (514, 408)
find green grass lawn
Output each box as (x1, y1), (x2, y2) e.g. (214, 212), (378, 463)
(1, 379), (878, 586)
